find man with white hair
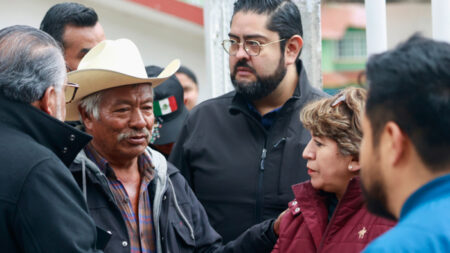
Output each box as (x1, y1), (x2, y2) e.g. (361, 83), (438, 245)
(67, 38), (282, 253)
(0, 25), (101, 252)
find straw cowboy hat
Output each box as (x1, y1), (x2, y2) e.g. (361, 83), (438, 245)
(65, 38), (180, 121)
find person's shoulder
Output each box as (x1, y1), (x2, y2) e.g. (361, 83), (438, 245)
(0, 129), (57, 169)
(0, 151), (65, 205)
(166, 161), (198, 199)
(167, 161), (191, 186)
(297, 82), (330, 106)
(305, 85), (329, 101)
(311, 87), (330, 99)
(166, 161), (180, 176)
(190, 91), (235, 112)
(362, 226), (406, 252)
(363, 222), (448, 252)
(184, 91), (235, 125)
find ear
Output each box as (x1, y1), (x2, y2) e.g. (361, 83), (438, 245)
(348, 159), (361, 173)
(383, 121), (407, 168)
(31, 86), (57, 116)
(78, 105), (94, 131)
(284, 35), (303, 66)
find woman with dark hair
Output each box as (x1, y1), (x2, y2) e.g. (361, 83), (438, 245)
(175, 65), (199, 111)
(272, 87), (395, 253)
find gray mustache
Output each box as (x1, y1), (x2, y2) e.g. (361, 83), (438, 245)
(117, 128), (150, 142)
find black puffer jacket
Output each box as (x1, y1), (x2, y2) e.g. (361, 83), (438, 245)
(169, 60), (329, 242)
(0, 96), (101, 252)
(70, 147), (277, 253)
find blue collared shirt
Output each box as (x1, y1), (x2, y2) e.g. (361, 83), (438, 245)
(247, 103), (283, 130)
(363, 173), (450, 252)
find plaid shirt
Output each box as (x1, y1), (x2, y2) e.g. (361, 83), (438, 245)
(84, 144), (156, 253)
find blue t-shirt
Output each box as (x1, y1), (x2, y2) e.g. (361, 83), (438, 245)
(363, 173), (450, 252)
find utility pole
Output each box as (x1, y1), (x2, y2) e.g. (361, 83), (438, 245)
(365, 0), (387, 56)
(432, 0), (450, 43)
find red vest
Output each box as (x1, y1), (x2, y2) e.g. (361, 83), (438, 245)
(272, 177), (395, 253)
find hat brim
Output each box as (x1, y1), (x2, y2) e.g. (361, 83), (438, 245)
(153, 105), (189, 145)
(65, 59), (180, 121)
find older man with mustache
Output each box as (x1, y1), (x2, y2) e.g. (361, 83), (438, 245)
(65, 39), (172, 253)
(66, 39), (282, 253)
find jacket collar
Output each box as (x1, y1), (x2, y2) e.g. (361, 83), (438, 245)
(291, 177), (363, 248)
(0, 95), (92, 167)
(229, 59), (313, 115)
(291, 176), (363, 208)
(401, 173), (450, 219)
(71, 147), (169, 206)
(72, 146), (169, 184)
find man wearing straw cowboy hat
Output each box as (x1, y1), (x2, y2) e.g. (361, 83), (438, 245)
(67, 38), (282, 253)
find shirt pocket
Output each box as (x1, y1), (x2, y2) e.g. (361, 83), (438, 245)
(168, 220), (196, 252)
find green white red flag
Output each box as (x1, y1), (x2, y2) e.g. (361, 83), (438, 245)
(154, 96), (178, 116)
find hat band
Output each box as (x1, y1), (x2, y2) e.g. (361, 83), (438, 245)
(154, 96), (178, 117)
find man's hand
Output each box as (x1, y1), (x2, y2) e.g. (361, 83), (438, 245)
(273, 208), (288, 236)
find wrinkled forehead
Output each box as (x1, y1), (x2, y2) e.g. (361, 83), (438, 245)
(100, 83), (153, 103)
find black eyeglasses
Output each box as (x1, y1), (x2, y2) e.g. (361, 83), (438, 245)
(64, 82), (79, 104)
(221, 38), (285, 56)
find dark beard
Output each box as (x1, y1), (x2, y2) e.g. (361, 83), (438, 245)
(231, 55), (286, 101)
(360, 179), (397, 221)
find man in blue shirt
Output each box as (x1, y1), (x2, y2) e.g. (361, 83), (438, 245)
(360, 34), (450, 252)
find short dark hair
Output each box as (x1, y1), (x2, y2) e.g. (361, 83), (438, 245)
(40, 2), (98, 48)
(232, 0), (303, 60)
(0, 25), (65, 103)
(176, 65), (198, 86)
(365, 34), (450, 172)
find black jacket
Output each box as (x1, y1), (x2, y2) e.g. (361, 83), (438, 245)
(169, 60), (329, 242)
(70, 147), (277, 253)
(0, 96), (101, 252)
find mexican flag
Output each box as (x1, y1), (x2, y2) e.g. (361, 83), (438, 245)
(154, 96), (178, 116)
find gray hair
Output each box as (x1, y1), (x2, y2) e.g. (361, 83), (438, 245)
(78, 83), (154, 121)
(0, 25), (65, 103)
(78, 91), (103, 120)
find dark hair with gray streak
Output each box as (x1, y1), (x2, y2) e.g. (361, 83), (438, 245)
(0, 25), (65, 103)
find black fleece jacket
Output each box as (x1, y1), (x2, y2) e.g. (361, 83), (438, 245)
(0, 95), (100, 253)
(170, 60), (329, 242)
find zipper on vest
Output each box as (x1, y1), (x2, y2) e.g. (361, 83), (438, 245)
(256, 147), (267, 223)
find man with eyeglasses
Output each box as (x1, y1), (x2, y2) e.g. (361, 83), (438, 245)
(0, 25), (102, 252)
(170, 0), (328, 243)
